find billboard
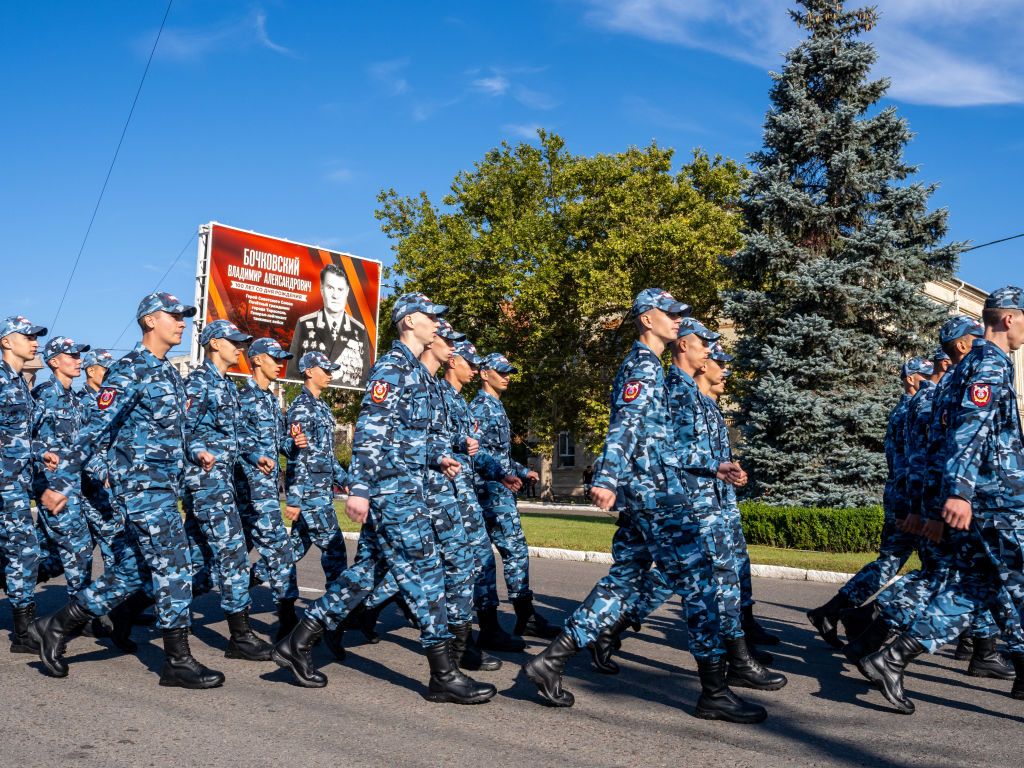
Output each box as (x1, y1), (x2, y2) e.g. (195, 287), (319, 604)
(193, 222), (381, 390)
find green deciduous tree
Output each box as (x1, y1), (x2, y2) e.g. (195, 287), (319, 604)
(376, 130), (745, 452)
(723, 0), (960, 506)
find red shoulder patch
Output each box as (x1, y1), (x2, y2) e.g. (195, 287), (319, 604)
(622, 379), (642, 403)
(185, 396), (193, 413)
(370, 381), (390, 404)
(97, 388), (116, 410)
(969, 383), (992, 407)
(290, 423), (303, 437)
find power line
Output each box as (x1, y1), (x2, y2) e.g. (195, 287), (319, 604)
(962, 233), (1024, 253)
(49, 0), (174, 330)
(109, 231), (196, 349)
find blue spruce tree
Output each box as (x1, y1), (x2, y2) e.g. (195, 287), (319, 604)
(723, 0), (960, 507)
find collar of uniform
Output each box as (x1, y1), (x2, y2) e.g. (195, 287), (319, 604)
(0, 358), (14, 380)
(133, 341), (165, 367)
(980, 337), (1013, 366)
(202, 357), (225, 379)
(633, 340), (660, 359)
(669, 364), (697, 388)
(392, 339), (418, 365)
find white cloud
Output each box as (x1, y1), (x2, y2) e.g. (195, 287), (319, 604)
(473, 74), (511, 96)
(580, 0), (1024, 107)
(368, 59), (411, 96)
(502, 123), (545, 139)
(154, 9), (296, 61)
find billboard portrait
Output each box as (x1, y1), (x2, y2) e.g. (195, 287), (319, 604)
(196, 222), (381, 390)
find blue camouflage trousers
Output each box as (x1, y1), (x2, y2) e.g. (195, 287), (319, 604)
(305, 493), (451, 648)
(839, 519), (918, 605)
(287, 487), (347, 590)
(365, 483), (475, 626)
(76, 488), (192, 630)
(907, 515), (1024, 654)
(33, 489), (93, 597)
(235, 467), (297, 602)
(81, 474), (124, 574)
(0, 484), (39, 608)
(475, 486), (530, 608)
(720, 497), (754, 609)
(565, 507), (723, 660)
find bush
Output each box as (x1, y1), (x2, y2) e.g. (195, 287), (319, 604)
(739, 502), (884, 553)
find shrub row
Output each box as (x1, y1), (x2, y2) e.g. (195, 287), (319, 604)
(738, 501), (884, 553)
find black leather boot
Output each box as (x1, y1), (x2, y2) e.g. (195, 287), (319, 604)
(425, 641), (497, 704)
(323, 626), (346, 662)
(35, 600), (93, 677)
(839, 601), (878, 643)
(589, 614), (630, 675)
(806, 592), (853, 649)
(843, 615), (891, 664)
(451, 623), (501, 671)
(858, 633), (925, 714)
(1010, 653), (1024, 699)
(477, 606), (526, 652)
(225, 609), (273, 661)
(953, 631), (973, 660)
(275, 598), (299, 643)
(159, 627), (225, 689)
(272, 616), (328, 687)
(512, 595), (561, 639)
(749, 644), (774, 665)
(108, 592), (155, 653)
(967, 636), (1014, 680)
(725, 636), (787, 690)
(521, 631), (578, 707)
(10, 603), (39, 654)
(742, 605), (780, 646)
(694, 655), (768, 723)
(341, 599), (384, 643)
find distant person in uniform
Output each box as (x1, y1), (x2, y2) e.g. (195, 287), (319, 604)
(286, 264), (372, 387)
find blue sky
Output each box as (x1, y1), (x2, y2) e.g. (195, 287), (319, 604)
(2, 0), (1022, 353)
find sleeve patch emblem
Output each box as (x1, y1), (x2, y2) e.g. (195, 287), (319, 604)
(185, 396), (193, 413)
(969, 383), (992, 407)
(622, 380), (642, 403)
(290, 423), (303, 437)
(97, 389), (116, 410)
(370, 381), (390, 404)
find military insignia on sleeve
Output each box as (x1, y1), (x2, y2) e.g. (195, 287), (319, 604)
(969, 383), (992, 407)
(371, 381), (390, 404)
(185, 397), (193, 413)
(622, 380), (642, 403)
(290, 423), (303, 437)
(97, 388), (116, 410)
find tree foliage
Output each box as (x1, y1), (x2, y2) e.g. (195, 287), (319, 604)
(723, 0), (960, 506)
(376, 131), (746, 451)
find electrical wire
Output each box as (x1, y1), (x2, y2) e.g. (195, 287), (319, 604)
(962, 233), (1024, 253)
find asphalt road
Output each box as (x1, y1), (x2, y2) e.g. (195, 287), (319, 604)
(2, 546), (1021, 768)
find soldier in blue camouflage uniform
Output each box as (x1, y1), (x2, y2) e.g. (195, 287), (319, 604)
(471, 353), (559, 644)
(859, 288), (1024, 714)
(807, 356), (932, 648)
(182, 320), (273, 661)
(273, 293), (496, 705)
(1, 316), (55, 653)
(522, 289), (767, 723)
(32, 292), (224, 689)
(281, 350), (349, 593)
(235, 337), (302, 641)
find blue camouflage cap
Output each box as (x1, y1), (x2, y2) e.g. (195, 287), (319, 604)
(391, 292), (447, 325)
(298, 350), (341, 373)
(708, 342), (733, 363)
(481, 352), (518, 374)
(199, 319), (252, 346)
(43, 336), (90, 361)
(984, 285), (1024, 311)
(435, 318), (466, 342)
(82, 349), (115, 369)
(932, 347), (950, 363)
(248, 337), (292, 360)
(901, 356), (934, 378)
(136, 291), (197, 319)
(453, 340), (483, 366)
(1, 315), (48, 339)
(630, 288), (691, 318)
(677, 317), (720, 341)
(938, 315), (984, 344)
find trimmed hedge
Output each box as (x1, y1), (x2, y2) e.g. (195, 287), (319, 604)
(738, 501), (884, 553)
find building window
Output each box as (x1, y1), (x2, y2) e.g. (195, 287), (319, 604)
(557, 431), (576, 468)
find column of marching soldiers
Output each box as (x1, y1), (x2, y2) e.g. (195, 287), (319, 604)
(1, 284), (1022, 723)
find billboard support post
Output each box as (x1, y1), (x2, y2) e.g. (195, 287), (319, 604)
(191, 223), (213, 369)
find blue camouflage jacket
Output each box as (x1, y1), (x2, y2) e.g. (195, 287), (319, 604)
(183, 359), (242, 488)
(667, 367), (720, 479)
(591, 341), (685, 511)
(469, 390), (529, 496)
(922, 374), (957, 521)
(237, 377), (290, 483)
(31, 376), (84, 494)
(0, 360), (41, 491)
(882, 394), (913, 519)
(283, 386), (349, 506)
(49, 342), (188, 497)
(904, 379), (938, 517)
(942, 339), (1024, 515)
(76, 382), (114, 484)
(704, 392), (739, 512)
(439, 378), (504, 502)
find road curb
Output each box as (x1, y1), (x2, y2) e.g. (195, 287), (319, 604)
(341, 532), (853, 583)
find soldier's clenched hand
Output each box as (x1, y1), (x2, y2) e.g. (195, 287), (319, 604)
(465, 437), (479, 456)
(42, 452), (59, 471)
(440, 457), (461, 479)
(345, 495), (369, 523)
(257, 456), (276, 475)
(590, 485), (616, 511)
(41, 489), (67, 514)
(942, 497), (972, 530)
(197, 451), (216, 471)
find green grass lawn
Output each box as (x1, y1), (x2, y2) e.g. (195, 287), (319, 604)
(323, 502), (915, 574)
